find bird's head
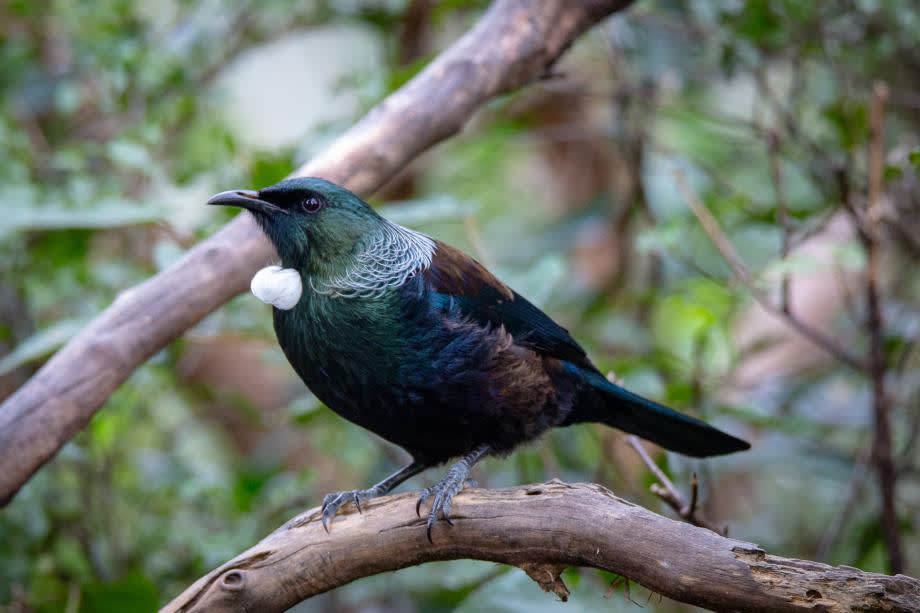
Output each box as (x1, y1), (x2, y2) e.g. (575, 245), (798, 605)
(207, 177), (383, 271)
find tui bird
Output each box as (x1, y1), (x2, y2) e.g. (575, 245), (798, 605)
(208, 177), (749, 539)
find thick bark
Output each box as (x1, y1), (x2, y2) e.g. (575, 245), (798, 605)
(0, 0), (634, 506)
(162, 481), (920, 613)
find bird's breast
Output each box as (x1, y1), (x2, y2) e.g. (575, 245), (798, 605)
(272, 289), (424, 407)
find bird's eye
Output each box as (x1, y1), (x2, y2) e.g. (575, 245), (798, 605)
(301, 195), (324, 213)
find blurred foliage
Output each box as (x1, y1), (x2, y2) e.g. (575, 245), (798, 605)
(2, 0), (920, 611)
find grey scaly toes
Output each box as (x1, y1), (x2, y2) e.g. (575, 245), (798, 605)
(415, 467), (475, 541)
(415, 445), (490, 541)
(319, 460), (429, 532)
(321, 487), (379, 532)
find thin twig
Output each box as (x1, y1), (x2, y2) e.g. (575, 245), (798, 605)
(687, 472), (699, 517)
(767, 129), (792, 313)
(604, 576), (625, 599)
(864, 81), (903, 574)
(625, 435), (725, 535)
(815, 442), (872, 562)
(627, 435), (682, 502)
(672, 171), (754, 286)
(672, 171), (866, 372)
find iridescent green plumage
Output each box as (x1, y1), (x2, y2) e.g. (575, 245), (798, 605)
(207, 177), (750, 539)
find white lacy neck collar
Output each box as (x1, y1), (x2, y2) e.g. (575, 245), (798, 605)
(309, 220), (435, 299)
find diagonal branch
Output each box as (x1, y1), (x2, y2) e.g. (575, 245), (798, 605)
(625, 435), (725, 535)
(161, 481), (920, 613)
(672, 171), (867, 372)
(0, 0), (636, 507)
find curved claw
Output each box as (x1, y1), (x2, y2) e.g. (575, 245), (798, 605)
(320, 488), (379, 532)
(425, 490), (452, 542)
(321, 499), (336, 533)
(426, 513), (437, 543)
(420, 474), (467, 542)
(425, 487), (448, 542)
(321, 492), (347, 533)
(441, 492), (452, 526)
(416, 487), (432, 517)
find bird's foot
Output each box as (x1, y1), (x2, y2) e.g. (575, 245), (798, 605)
(320, 486), (382, 532)
(415, 465), (476, 542)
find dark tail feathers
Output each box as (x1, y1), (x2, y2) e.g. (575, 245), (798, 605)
(565, 364), (750, 458)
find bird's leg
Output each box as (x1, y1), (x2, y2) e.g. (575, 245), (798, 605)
(416, 444), (491, 541)
(321, 460), (427, 532)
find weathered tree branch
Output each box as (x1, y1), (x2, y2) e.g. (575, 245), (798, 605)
(0, 0), (635, 506)
(162, 481), (920, 613)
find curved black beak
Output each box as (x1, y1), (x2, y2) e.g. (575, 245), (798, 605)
(206, 190), (287, 215)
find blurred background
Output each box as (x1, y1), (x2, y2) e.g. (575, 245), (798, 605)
(1, 1), (919, 611)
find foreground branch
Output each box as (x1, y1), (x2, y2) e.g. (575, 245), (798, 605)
(0, 0), (634, 506)
(162, 481), (920, 613)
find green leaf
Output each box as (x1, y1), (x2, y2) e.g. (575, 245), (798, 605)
(249, 151), (294, 187)
(0, 201), (166, 238)
(379, 195), (476, 226)
(636, 225), (683, 254)
(650, 281), (735, 376)
(386, 54), (434, 93)
(829, 241), (867, 269)
(514, 255), (566, 308)
(909, 148), (920, 168)
(287, 393), (323, 424)
(107, 141), (151, 171)
(884, 164), (903, 181)
(822, 99), (869, 150)
(0, 318), (87, 375)
(52, 536), (92, 580)
(81, 571), (159, 613)
(760, 253), (826, 280)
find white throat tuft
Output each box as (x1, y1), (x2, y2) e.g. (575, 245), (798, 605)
(310, 220), (436, 299)
(251, 265), (303, 310)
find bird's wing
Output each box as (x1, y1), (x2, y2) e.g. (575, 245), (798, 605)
(421, 241), (593, 367)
